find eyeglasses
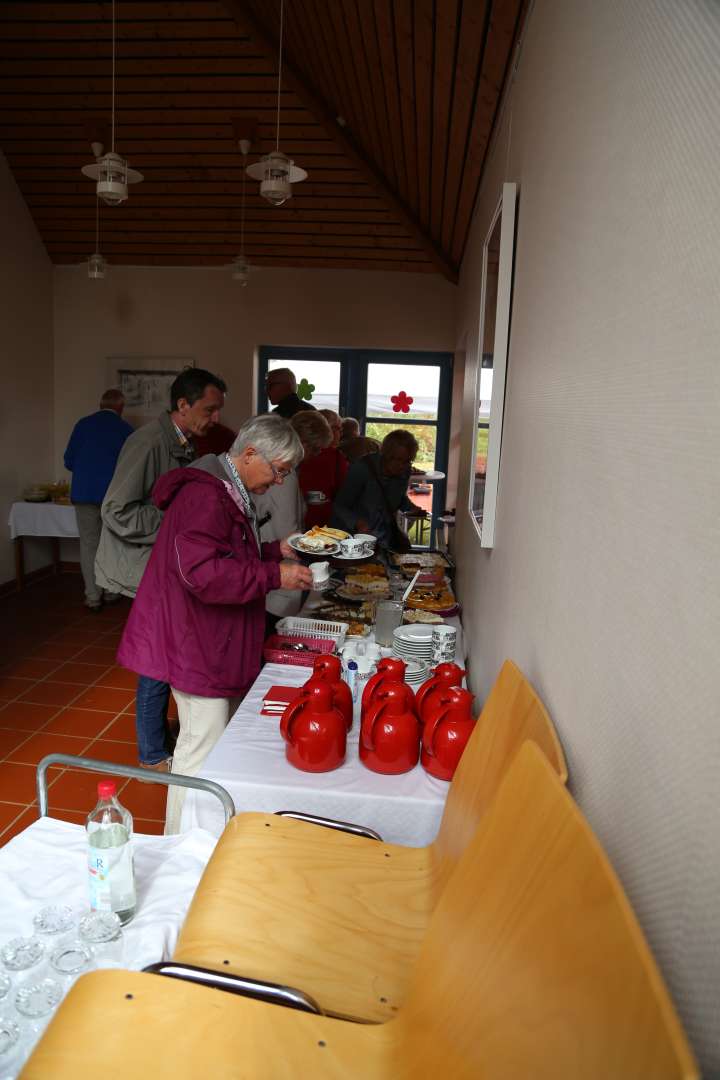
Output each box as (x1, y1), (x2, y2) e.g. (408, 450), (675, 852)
(258, 452), (292, 483)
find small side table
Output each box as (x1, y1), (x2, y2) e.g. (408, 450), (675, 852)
(7, 502), (79, 591)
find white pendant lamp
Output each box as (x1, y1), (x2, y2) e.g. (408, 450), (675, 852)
(81, 0), (143, 205)
(87, 199), (107, 279)
(246, 0), (307, 206)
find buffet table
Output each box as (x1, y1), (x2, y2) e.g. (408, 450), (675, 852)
(7, 501), (79, 590)
(180, 662), (452, 845)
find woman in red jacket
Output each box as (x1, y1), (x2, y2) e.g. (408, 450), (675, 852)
(118, 414), (312, 833)
(295, 409), (348, 528)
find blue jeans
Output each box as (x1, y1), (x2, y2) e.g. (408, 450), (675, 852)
(135, 676), (171, 765)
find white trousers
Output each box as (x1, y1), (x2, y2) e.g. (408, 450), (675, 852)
(165, 688), (241, 835)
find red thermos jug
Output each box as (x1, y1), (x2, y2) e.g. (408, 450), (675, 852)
(280, 681), (346, 772)
(361, 657), (415, 717)
(360, 683), (420, 775)
(415, 662), (466, 724)
(309, 654), (353, 730)
(420, 686), (475, 781)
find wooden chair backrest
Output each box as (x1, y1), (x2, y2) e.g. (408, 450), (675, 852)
(397, 742), (698, 1080)
(431, 659), (567, 898)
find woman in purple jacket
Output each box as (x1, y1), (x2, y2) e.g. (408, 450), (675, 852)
(118, 414), (312, 833)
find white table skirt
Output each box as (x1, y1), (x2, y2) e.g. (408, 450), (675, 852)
(8, 502), (79, 540)
(180, 663), (451, 845)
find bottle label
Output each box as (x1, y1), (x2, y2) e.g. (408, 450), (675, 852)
(88, 830), (136, 914)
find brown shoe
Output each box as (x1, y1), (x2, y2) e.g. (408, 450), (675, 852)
(138, 758), (172, 783)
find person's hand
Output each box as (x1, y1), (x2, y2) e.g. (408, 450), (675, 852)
(279, 537), (300, 560)
(280, 560), (313, 590)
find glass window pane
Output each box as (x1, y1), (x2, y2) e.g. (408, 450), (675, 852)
(364, 420), (437, 472)
(366, 363), (440, 421)
(266, 357), (340, 411)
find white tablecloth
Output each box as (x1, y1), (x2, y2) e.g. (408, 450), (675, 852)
(0, 817), (217, 1077)
(0, 817), (216, 967)
(8, 502), (79, 540)
(181, 663), (451, 845)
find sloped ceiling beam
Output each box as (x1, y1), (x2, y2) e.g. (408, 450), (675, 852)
(220, 0), (459, 283)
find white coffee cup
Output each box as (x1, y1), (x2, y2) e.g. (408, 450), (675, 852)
(353, 533), (376, 554)
(310, 561), (330, 588)
(306, 491), (327, 505)
(340, 537), (367, 557)
(431, 624), (457, 664)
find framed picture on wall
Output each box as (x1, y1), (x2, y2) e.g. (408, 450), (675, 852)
(108, 357), (194, 426)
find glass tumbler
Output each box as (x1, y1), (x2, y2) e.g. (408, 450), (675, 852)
(49, 942), (94, 988)
(374, 600), (404, 647)
(0, 1014), (22, 1073)
(78, 912), (124, 969)
(33, 906), (75, 939)
(1, 937), (45, 974)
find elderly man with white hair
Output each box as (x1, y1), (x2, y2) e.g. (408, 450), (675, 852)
(118, 413), (313, 833)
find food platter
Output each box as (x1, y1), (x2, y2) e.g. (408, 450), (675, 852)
(287, 532), (341, 556)
(402, 610), (444, 624)
(335, 584), (391, 602)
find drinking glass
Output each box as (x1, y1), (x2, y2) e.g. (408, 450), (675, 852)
(375, 600), (404, 647)
(49, 941), (94, 987)
(0, 973), (10, 1004)
(33, 906), (75, 938)
(0, 1014), (22, 1073)
(1, 938), (45, 974)
(78, 912), (124, 968)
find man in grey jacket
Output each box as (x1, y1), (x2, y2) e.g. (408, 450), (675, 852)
(96, 367), (227, 772)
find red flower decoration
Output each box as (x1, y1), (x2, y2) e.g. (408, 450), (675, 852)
(391, 391), (413, 413)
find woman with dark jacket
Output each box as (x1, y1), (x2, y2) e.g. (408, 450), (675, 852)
(118, 414), (312, 833)
(330, 429), (426, 549)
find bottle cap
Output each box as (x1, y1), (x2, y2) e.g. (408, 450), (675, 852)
(98, 780), (117, 799)
(348, 660), (358, 670)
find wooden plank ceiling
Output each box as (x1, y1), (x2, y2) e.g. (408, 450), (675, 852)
(0, 0), (524, 279)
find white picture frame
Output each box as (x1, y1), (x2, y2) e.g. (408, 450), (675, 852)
(107, 357), (194, 425)
(469, 182), (517, 547)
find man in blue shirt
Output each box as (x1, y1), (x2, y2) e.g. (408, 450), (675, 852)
(64, 388), (133, 611)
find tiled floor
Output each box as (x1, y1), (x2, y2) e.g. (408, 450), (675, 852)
(0, 574), (175, 846)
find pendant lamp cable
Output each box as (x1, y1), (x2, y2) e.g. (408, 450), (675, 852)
(240, 156), (246, 257)
(274, 0), (284, 152)
(95, 196), (100, 254)
(111, 0), (116, 153)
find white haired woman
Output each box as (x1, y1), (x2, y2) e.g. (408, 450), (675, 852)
(118, 414), (313, 833)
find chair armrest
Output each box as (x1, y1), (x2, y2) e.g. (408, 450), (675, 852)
(274, 810), (382, 841)
(143, 961), (321, 1014)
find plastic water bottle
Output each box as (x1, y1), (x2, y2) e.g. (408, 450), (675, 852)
(86, 781), (136, 926)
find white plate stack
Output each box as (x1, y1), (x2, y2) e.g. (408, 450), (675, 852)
(392, 625), (434, 681)
(402, 658), (430, 688)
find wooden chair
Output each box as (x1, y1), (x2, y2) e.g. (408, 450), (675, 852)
(24, 744), (697, 1079)
(172, 659), (567, 1021)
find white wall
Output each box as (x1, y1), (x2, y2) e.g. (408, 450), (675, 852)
(0, 152), (54, 588)
(53, 265), (456, 467)
(453, 0), (720, 1071)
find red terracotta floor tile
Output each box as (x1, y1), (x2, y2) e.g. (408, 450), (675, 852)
(71, 687), (134, 713)
(7, 732), (94, 767)
(51, 662), (112, 686)
(0, 730), (31, 761)
(30, 642), (85, 662)
(19, 682), (84, 708)
(135, 818), (164, 835)
(101, 713), (136, 742)
(120, 779), (168, 821)
(49, 808), (88, 826)
(43, 708), (115, 739)
(0, 762), (42, 803)
(83, 739), (138, 766)
(0, 676), (35, 703)
(0, 807), (39, 844)
(0, 701), (59, 732)
(48, 629), (105, 646)
(3, 657), (62, 681)
(0, 800), (28, 834)
(72, 646), (120, 666)
(95, 667), (138, 691)
(47, 768), (128, 813)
